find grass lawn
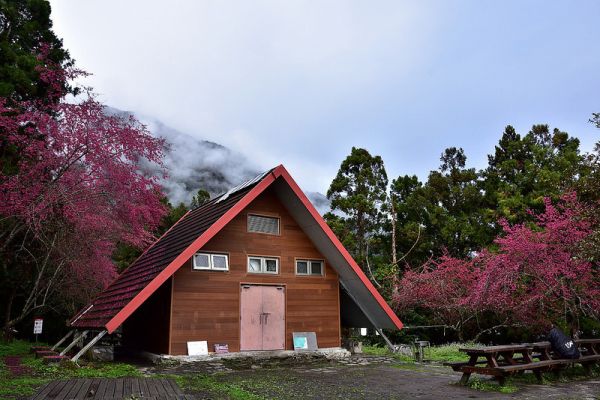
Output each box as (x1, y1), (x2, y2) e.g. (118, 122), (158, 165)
(362, 342), (476, 362)
(3, 340), (599, 399)
(1, 340), (273, 400)
(0, 340), (141, 399)
(362, 342), (600, 394)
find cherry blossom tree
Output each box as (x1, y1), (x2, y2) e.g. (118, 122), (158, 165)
(394, 193), (600, 339)
(0, 52), (167, 336)
(471, 193), (599, 337)
(393, 255), (480, 340)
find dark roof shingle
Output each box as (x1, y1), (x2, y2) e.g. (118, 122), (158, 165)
(71, 182), (258, 329)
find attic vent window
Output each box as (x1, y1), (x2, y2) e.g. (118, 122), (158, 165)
(193, 253), (229, 271)
(247, 214), (280, 235)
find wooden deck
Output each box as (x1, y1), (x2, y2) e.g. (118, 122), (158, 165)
(30, 378), (194, 399)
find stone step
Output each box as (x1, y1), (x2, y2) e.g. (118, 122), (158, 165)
(30, 345), (50, 353)
(35, 350), (58, 358)
(43, 355), (70, 364)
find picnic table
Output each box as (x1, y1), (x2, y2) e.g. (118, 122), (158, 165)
(445, 338), (600, 385)
(453, 344), (535, 385)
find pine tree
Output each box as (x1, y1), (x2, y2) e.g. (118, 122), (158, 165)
(190, 189), (210, 209)
(325, 147), (388, 270)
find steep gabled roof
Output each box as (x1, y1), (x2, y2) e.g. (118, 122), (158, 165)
(71, 165), (403, 333)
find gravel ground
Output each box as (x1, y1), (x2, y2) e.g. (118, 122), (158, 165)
(148, 355), (600, 400)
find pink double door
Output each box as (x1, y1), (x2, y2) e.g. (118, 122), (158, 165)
(240, 285), (285, 351)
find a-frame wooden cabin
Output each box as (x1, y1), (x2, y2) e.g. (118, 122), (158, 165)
(68, 165), (402, 356)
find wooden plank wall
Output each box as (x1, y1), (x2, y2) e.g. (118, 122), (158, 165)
(169, 187), (340, 355)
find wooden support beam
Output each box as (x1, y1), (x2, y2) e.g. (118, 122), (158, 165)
(59, 330), (88, 356)
(374, 327), (396, 353)
(340, 281), (397, 353)
(71, 330), (107, 363)
(51, 330), (74, 351)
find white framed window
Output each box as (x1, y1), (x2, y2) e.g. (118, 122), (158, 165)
(247, 256), (279, 274)
(193, 253), (229, 271)
(296, 259), (324, 276)
(248, 214), (280, 235)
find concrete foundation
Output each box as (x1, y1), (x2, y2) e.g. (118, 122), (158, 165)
(91, 345), (114, 362)
(141, 347), (351, 364)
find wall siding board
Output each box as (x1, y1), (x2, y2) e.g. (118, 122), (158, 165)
(170, 188), (340, 355)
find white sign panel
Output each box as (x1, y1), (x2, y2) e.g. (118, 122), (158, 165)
(33, 318), (43, 334)
(292, 332), (318, 351)
(187, 341), (208, 356)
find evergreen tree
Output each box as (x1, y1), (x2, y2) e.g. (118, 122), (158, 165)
(0, 0), (73, 102)
(190, 188), (210, 209)
(325, 147), (388, 270)
(483, 124), (584, 223)
(388, 174), (432, 266)
(422, 147), (490, 258)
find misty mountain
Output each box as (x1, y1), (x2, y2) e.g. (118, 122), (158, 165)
(107, 107), (331, 215)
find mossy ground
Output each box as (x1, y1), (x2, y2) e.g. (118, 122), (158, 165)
(2, 340), (600, 399)
(362, 342), (476, 362)
(1, 340), (141, 399)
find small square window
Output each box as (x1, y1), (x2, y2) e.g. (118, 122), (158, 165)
(265, 259), (278, 272)
(193, 253), (228, 271)
(296, 261), (308, 274)
(248, 258), (262, 272)
(296, 259), (324, 276)
(212, 254), (228, 270)
(193, 254), (210, 269)
(310, 261), (323, 275)
(247, 256), (279, 274)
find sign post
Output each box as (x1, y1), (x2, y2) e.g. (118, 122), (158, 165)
(33, 318), (43, 342)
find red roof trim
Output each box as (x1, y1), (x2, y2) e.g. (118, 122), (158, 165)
(104, 169), (279, 333)
(104, 164), (402, 333)
(277, 167), (403, 330)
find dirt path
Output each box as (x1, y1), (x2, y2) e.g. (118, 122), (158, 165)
(149, 355), (600, 399)
(3, 355), (32, 377)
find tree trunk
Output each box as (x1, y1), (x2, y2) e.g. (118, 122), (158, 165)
(390, 198), (397, 267)
(2, 288), (16, 341)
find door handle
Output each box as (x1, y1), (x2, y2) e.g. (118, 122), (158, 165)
(259, 312), (270, 325)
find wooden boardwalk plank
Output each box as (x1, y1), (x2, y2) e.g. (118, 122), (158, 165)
(74, 378), (93, 399)
(95, 378), (110, 399)
(30, 378), (191, 399)
(166, 378), (184, 395)
(131, 376), (141, 396)
(138, 377), (149, 397)
(154, 379), (168, 396)
(147, 378), (160, 397)
(31, 380), (58, 400)
(123, 377), (132, 396)
(113, 378), (124, 398)
(54, 379), (77, 400)
(64, 379), (85, 399)
(86, 378), (100, 399)
(46, 379), (69, 398)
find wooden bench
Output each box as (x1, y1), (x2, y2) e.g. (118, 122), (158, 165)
(450, 341), (600, 385)
(443, 360), (488, 371)
(443, 354), (542, 372)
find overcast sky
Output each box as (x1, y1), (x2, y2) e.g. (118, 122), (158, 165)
(49, 1), (600, 194)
